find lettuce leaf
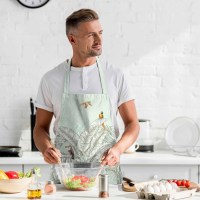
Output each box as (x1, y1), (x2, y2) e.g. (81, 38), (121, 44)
(18, 167), (41, 178)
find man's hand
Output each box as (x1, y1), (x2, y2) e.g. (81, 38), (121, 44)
(101, 147), (121, 166)
(42, 147), (61, 164)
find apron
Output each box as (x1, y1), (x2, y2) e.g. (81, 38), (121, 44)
(52, 58), (122, 184)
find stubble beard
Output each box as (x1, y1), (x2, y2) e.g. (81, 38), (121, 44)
(88, 49), (102, 57)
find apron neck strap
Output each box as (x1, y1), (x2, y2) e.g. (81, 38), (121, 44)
(64, 57), (107, 94)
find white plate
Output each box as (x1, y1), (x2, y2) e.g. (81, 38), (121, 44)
(165, 117), (200, 152)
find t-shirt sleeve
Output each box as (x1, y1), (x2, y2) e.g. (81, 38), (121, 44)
(34, 76), (53, 112)
(117, 71), (135, 107)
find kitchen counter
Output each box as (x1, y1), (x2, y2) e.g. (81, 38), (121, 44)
(1, 151), (200, 165)
(0, 184), (200, 200)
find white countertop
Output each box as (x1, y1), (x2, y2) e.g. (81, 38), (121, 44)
(1, 151), (200, 165)
(0, 184), (200, 200)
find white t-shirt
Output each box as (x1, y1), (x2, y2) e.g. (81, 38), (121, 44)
(35, 59), (134, 138)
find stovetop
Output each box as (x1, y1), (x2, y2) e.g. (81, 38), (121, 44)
(0, 152), (21, 157)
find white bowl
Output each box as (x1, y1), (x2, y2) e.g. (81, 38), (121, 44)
(0, 177), (32, 193)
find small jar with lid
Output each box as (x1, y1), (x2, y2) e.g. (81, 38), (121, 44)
(44, 181), (56, 195)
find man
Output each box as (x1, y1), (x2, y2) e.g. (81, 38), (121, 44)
(34, 8), (139, 184)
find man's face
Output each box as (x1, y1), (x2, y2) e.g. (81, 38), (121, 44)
(71, 20), (103, 57)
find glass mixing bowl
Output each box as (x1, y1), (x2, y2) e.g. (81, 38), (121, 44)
(55, 162), (101, 191)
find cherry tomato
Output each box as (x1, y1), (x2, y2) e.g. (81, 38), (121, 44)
(167, 179), (172, 183)
(173, 179), (177, 184)
(176, 180), (182, 186)
(181, 180), (186, 187)
(5, 171), (19, 179)
(185, 180), (191, 188)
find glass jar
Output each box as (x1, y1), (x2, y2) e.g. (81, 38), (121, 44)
(27, 169), (42, 199)
(44, 181), (56, 195)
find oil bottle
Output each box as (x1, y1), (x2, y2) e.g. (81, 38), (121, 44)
(27, 169), (42, 199)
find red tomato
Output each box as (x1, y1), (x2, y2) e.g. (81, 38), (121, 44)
(72, 176), (81, 181)
(80, 176), (89, 183)
(72, 175), (89, 183)
(167, 179), (173, 183)
(172, 179), (177, 184)
(5, 171), (19, 179)
(185, 180), (191, 188)
(181, 180), (186, 187)
(176, 180), (182, 186)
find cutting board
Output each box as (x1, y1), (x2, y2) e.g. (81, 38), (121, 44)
(182, 182), (200, 192)
(122, 181), (137, 192)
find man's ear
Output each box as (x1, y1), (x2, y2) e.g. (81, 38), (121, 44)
(67, 34), (76, 44)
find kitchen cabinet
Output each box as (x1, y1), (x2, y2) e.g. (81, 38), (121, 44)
(0, 165), (22, 172)
(24, 164), (51, 182)
(121, 164), (198, 183)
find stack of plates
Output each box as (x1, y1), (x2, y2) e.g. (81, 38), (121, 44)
(165, 117), (200, 153)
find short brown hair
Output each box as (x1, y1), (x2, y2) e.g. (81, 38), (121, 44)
(66, 9), (99, 35)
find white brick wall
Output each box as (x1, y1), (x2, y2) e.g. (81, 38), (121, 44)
(1, 0), (200, 150)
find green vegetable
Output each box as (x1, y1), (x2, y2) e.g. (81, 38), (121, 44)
(18, 167), (41, 179)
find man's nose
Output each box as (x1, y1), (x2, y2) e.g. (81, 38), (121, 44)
(95, 34), (102, 43)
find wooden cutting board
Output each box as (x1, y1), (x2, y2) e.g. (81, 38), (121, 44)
(183, 182), (200, 192)
(122, 181), (137, 192)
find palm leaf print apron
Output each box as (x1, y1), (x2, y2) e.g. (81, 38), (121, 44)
(53, 58), (122, 184)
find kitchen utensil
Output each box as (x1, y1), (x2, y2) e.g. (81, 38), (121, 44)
(30, 97), (38, 151)
(50, 141), (66, 178)
(169, 145), (200, 157)
(122, 179), (158, 192)
(96, 164), (104, 180)
(0, 146), (21, 157)
(122, 177), (136, 192)
(0, 177), (32, 193)
(30, 98), (34, 115)
(123, 177), (135, 186)
(136, 119), (160, 152)
(165, 117), (200, 152)
(55, 162), (101, 191)
(99, 174), (109, 198)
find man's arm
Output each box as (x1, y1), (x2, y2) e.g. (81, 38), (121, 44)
(102, 100), (140, 166)
(33, 108), (61, 164)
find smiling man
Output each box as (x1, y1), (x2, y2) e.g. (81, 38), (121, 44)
(34, 9), (139, 184)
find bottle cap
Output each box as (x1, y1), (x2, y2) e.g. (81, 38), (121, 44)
(46, 180), (54, 184)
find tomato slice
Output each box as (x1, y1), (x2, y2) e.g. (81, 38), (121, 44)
(5, 171), (19, 179)
(80, 176), (89, 183)
(71, 175), (89, 183)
